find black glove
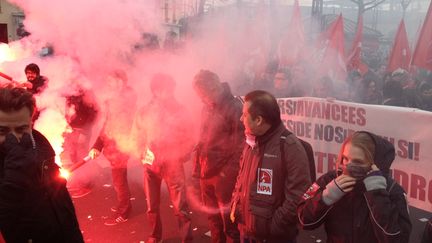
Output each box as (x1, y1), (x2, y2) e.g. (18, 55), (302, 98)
(2, 133), (37, 185)
(2, 133), (34, 154)
(1, 133), (39, 199)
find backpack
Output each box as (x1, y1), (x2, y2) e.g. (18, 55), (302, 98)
(280, 130), (316, 182)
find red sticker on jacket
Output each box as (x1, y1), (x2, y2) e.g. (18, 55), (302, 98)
(257, 168), (272, 195)
(302, 182), (320, 200)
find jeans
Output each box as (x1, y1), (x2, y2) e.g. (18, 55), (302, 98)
(62, 127), (94, 190)
(143, 159), (193, 242)
(200, 164), (240, 243)
(111, 167), (131, 218)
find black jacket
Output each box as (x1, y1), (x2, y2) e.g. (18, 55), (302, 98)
(297, 132), (411, 243)
(29, 76), (48, 95)
(232, 123), (311, 241)
(193, 83), (244, 178)
(0, 130), (83, 243)
(66, 89), (98, 129)
(421, 217), (432, 243)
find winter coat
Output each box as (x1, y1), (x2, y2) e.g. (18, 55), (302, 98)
(231, 123), (311, 241)
(193, 83), (244, 179)
(421, 217), (432, 243)
(297, 132), (411, 243)
(0, 130), (84, 243)
(66, 89), (98, 129)
(29, 75), (48, 95)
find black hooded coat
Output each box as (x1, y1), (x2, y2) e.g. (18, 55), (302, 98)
(297, 131), (411, 243)
(0, 130), (84, 243)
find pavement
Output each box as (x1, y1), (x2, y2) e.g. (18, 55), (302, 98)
(72, 159), (432, 243)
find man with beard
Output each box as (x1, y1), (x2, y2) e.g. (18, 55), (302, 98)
(24, 63), (48, 95)
(0, 85), (83, 242)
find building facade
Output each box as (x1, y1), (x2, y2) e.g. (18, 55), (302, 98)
(0, 0), (25, 43)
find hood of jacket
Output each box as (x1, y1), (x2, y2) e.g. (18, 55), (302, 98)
(358, 131), (395, 175)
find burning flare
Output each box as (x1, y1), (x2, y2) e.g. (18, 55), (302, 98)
(142, 148), (155, 165)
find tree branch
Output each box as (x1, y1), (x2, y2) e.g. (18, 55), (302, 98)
(364, 0), (387, 11)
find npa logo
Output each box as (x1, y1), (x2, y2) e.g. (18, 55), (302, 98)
(257, 168), (273, 195)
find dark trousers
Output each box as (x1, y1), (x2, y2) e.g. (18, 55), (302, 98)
(143, 160), (193, 242)
(111, 167), (131, 218)
(200, 165), (240, 243)
(62, 127), (94, 190)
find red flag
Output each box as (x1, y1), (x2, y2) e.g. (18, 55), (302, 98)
(316, 14), (347, 81)
(278, 0), (305, 67)
(346, 15), (368, 75)
(387, 20), (411, 72)
(411, 1), (432, 71)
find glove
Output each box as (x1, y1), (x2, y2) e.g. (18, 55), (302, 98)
(363, 164), (387, 191)
(2, 133), (37, 188)
(2, 133), (35, 162)
(322, 174), (356, 206)
(322, 180), (346, 206)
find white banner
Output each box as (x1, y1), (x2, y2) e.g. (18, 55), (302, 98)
(278, 97), (432, 212)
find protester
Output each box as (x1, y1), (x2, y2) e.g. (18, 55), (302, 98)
(88, 70), (137, 226)
(271, 68), (291, 98)
(415, 81), (432, 111)
(382, 79), (406, 107)
(0, 85), (84, 242)
(192, 70), (244, 243)
(313, 76), (335, 99)
(163, 30), (183, 53)
(230, 90), (311, 243)
(297, 131), (411, 242)
(286, 63), (311, 97)
(347, 70), (363, 102)
(24, 63), (48, 95)
(136, 73), (193, 243)
(360, 78), (383, 105)
(62, 85), (99, 198)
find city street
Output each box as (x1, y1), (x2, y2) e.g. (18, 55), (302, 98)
(73, 158), (431, 243)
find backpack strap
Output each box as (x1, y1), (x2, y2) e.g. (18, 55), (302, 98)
(280, 130), (292, 176)
(280, 129), (316, 182)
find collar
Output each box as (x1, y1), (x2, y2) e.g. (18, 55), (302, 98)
(256, 122), (284, 145)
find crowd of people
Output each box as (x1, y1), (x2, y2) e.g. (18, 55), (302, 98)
(233, 59), (432, 113)
(0, 58), (431, 243)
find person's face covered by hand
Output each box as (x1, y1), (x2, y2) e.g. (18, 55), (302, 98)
(0, 107), (32, 147)
(339, 142), (372, 181)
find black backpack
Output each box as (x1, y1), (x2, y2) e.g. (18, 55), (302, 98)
(280, 130), (316, 182)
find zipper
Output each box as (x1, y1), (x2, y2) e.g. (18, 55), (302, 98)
(40, 159), (48, 182)
(241, 145), (259, 229)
